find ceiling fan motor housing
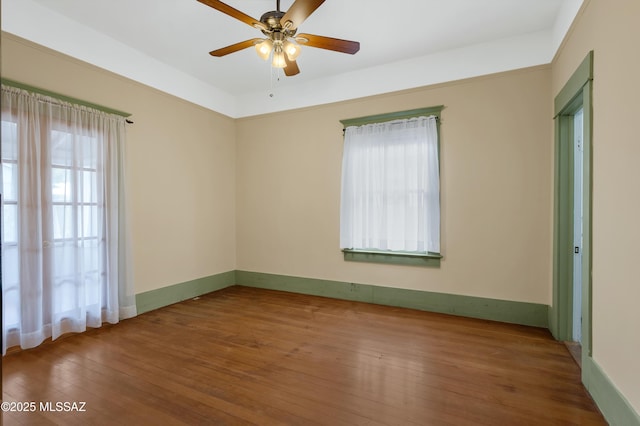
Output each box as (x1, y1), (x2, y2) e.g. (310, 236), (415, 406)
(259, 11), (297, 38)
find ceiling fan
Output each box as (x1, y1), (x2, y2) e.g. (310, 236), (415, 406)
(197, 0), (360, 76)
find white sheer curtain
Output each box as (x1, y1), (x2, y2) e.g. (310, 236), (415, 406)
(1, 84), (136, 355)
(340, 115), (440, 253)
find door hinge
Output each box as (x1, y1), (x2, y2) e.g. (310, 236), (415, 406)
(574, 246), (580, 254)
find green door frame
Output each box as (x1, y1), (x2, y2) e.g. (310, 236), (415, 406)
(549, 51), (594, 369)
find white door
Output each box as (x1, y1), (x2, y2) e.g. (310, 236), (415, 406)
(573, 108), (584, 343)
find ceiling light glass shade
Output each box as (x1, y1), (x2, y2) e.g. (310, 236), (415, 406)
(254, 39), (273, 61)
(272, 48), (287, 68)
(283, 39), (301, 61)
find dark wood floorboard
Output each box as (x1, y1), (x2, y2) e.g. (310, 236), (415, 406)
(2, 285), (606, 425)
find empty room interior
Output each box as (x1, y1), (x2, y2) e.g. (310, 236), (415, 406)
(1, 0), (639, 424)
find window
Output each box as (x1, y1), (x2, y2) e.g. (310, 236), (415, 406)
(1, 83), (136, 354)
(2, 120), (19, 327)
(339, 107), (442, 266)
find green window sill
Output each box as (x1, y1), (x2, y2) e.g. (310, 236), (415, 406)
(342, 249), (442, 267)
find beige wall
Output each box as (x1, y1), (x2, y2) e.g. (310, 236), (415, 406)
(236, 66), (553, 304)
(1, 33), (237, 294)
(552, 0), (640, 412)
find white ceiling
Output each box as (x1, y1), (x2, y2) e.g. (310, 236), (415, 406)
(2, 0), (582, 118)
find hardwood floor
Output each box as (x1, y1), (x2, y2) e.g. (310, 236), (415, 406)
(2, 286), (605, 425)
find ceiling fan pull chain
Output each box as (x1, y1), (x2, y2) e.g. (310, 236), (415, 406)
(270, 65), (283, 97)
(269, 65), (276, 97)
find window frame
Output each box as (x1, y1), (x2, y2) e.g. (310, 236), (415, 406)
(339, 105), (444, 267)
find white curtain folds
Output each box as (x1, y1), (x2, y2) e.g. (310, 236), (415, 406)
(340, 116), (440, 253)
(1, 84), (136, 355)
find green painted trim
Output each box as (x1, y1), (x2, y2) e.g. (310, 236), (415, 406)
(235, 270), (548, 328)
(340, 105), (444, 127)
(550, 113), (575, 341)
(1, 78), (132, 118)
(135, 271), (236, 314)
(552, 51), (602, 412)
(554, 52), (593, 116)
(343, 249), (441, 267)
(583, 357), (640, 426)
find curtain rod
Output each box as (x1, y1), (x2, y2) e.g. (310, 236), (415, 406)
(341, 115), (441, 135)
(340, 106), (444, 130)
(1, 78), (133, 122)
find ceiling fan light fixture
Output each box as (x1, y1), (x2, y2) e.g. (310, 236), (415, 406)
(255, 39), (273, 60)
(283, 39), (301, 61)
(272, 47), (287, 68)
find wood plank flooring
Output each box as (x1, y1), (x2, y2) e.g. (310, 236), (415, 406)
(2, 285), (606, 425)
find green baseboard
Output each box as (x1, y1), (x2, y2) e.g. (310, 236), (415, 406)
(235, 270), (548, 328)
(135, 270), (236, 314)
(584, 357), (640, 426)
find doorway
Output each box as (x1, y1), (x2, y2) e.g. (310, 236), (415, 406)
(550, 51), (593, 375)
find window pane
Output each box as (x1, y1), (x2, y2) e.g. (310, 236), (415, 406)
(51, 241), (101, 308)
(2, 163), (17, 202)
(82, 170), (97, 203)
(3, 204), (18, 244)
(2, 285), (20, 328)
(2, 245), (20, 327)
(50, 130), (100, 167)
(52, 241), (76, 279)
(81, 238), (100, 273)
(81, 239), (102, 309)
(2, 246), (19, 288)
(80, 136), (99, 169)
(1, 121), (17, 161)
(52, 205), (74, 239)
(51, 167), (72, 203)
(51, 130), (74, 167)
(79, 205), (98, 238)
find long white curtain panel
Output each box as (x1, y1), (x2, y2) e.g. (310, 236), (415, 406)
(1, 85), (136, 355)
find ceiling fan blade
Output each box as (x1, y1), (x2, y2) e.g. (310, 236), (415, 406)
(284, 56), (300, 76)
(296, 33), (360, 54)
(198, 0), (266, 30)
(281, 0), (325, 30)
(209, 39), (263, 57)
